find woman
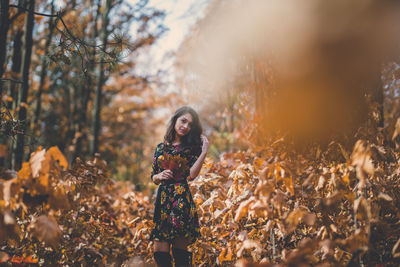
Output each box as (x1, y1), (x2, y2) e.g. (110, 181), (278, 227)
(150, 106), (209, 267)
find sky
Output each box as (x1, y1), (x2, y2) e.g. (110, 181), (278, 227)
(131, 0), (209, 88)
(53, 0), (208, 92)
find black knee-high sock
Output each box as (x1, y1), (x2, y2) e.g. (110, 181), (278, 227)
(154, 251), (172, 267)
(172, 248), (192, 267)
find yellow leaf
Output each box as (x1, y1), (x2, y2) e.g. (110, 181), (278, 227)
(34, 16), (44, 23)
(17, 162), (32, 179)
(342, 174), (350, 186)
(253, 157), (266, 170)
(48, 146), (68, 169)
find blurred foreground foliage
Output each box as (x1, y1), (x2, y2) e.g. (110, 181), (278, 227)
(2, 116), (400, 266)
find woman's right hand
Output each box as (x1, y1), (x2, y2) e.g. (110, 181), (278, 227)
(154, 170), (173, 184)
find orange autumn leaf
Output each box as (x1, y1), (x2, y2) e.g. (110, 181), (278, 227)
(218, 247), (233, 263)
(283, 176), (294, 196)
(0, 144), (7, 158)
(10, 256), (23, 264)
(23, 255), (38, 263)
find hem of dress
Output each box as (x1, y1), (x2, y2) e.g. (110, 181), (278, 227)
(149, 233), (201, 245)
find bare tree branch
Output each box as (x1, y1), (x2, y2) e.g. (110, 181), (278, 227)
(0, 78), (23, 84)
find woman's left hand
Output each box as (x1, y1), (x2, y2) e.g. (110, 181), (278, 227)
(201, 134), (209, 153)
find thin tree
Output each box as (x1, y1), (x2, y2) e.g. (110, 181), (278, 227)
(90, 0), (112, 156)
(33, 0), (55, 126)
(12, 0), (35, 170)
(0, 0), (10, 96)
(72, 0), (101, 161)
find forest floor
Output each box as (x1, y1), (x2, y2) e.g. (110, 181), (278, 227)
(1, 134), (400, 266)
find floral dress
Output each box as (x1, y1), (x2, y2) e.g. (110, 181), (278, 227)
(149, 142), (202, 244)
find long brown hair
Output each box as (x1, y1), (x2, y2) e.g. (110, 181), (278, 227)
(164, 106), (202, 148)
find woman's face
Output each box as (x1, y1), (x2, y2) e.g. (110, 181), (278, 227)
(174, 113), (193, 138)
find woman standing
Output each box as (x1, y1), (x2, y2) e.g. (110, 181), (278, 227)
(150, 106), (209, 267)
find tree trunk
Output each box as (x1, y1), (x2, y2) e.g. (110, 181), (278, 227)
(90, 0), (112, 156)
(7, 31), (23, 111)
(0, 0), (10, 96)
(4, 2), (24, 169)
(12, 0), (35, 170)
(0, 0), (9, 168)
(251, 59), (263, 144)
(371, 69), (384, 128)
(62, 72), (73, 155)
(9, 0), (27, 112)
(33, 0), (55, 125)
(73, 0), (101, 161)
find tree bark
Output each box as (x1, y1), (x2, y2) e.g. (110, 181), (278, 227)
(0, 0), (10, 96)
(2, 1), (24, 169)
(33, 0), (55, 125)
(371, 69), (384, 128)
(7, 30), (23, 111)
(72, 0), (101, 161)
(90, 0), (112, 156)
(12, 0), (35, 170)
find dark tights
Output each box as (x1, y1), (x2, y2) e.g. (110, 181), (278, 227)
(153, 238), (192, 267)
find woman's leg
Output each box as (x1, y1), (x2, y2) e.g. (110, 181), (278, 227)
(172, 237), (188, 250)
(154, 241), (170, 252)
(172, 237), (192, 267)
(154, 241), (172, 267)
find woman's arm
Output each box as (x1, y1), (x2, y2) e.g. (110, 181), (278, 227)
(189, 151), (207, 180)
(189, 135), (209, 181)
(151, 143), (173, 185)
(153, 170), (173, 185)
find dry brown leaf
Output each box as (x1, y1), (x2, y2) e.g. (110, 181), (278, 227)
(237, 239), (263, 260)
(378, 192), (393, 202)
(29, 215), (62, 248)
(303, 213), (316, 226)
(283, 176), (294, 196)
(0, 145), (8, 158)
(392, 238), (400, 258)
(354, 196), (371, 221)
(285, 208), (304, 232)
(392, 117), (400, 141)
(0, 251), (10, 263)
(351, 140), (374, 189)
(234, 197), (256, 222)
(30, 148), (46, 178)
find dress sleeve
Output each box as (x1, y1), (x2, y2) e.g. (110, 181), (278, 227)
(188, 145), (202, 168)
(150, 143), (163, 181)
(185, 146), (202, 181)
